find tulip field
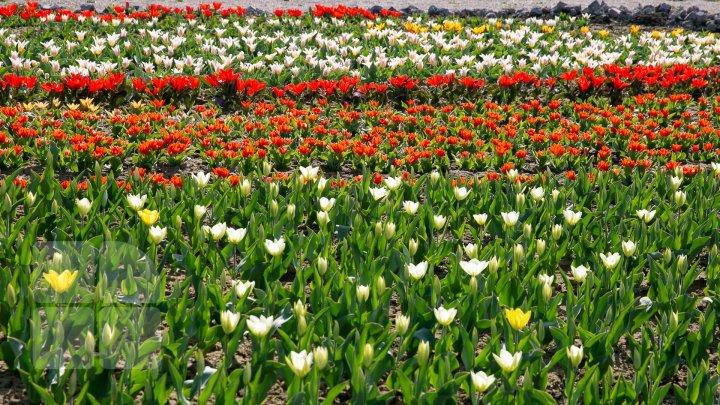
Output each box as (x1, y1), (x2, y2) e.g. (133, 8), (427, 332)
(4, 2), (720, 404)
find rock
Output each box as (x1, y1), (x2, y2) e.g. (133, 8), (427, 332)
(369, 6), (383, 14)
(585, 0), (607, 16)
(401, 6), (422, 14)
(428, 6), (450, 17)
(530, 6), (544, 17)
(687, 10), (710, 25)
(79, 4), (95, 12)
(245, 7), (264, 16)
(608, 7), (623, 19)
(485, 11), (497, 18)
(656, 3), (672, 15)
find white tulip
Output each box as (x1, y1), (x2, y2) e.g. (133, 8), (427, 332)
(454, 187), (470, 201)
(319, 197), (335, 212)
(434, 306), (457, 326)
(599, 252), (621, 270)
(473, 213), (488, 226)
(232, 280), (254, 298)
(433, 215), (447, 230)
(247, 315), (274, 338)
(493, 346), (521, 373)
(220, 310), (240, 334)
(299, 165), (319, 182)
(126, 194), (147, 211)
(403, 200), (419, 215)
(226, 227), (247, 244)
(285, 350), (313, 377)
(264, 238), (286, 256)
(76, 198), (92, 216)
(470, 370), (496, 393)
(194, 205), (207, 220)
(369, 187), (388, 201)
(460, 259), (488, 276)
(149, 226), (167, 244)
(636, 209), (656, 223)
(563, 209), (582, 226)
(501, 211), (519, 227)
(622, 240), (637, 257)
(383, 176), (402, 191)
(191, 171), (211, 188)
(571, 264), (590, 283)
(210, 222), (227, 241)
(407, 261), (429, 280)
(529, 187), (544, 202)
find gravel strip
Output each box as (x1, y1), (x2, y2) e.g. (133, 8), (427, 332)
(32, 1), (720, 31)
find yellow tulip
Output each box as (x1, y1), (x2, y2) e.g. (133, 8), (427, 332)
(43, 270), (78, 294)
(504, 308), (531, 331)
(138, 209), (159, 226)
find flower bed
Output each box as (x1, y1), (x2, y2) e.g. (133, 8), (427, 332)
(1, 3), (720, 404)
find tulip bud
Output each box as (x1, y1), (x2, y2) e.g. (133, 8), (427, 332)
(376, 275), (386, 296)
(488, 256), (499, 274)
(55, 320), (64, 343)
(286, 204), (295, 217)
(313, 347), (328, 370)
(664, 248), (673, 265)
(317, 178), (328, 192)
(551, 189), (560, 203)
(52, 252), (63, 270)
(670, 311), (679, 330)
(507, 169), (518, 183)
(262, 160), (272, 176)
(542, 282), (552, 301)
(385, 222), (396, 239)
(469, 276), (478, 294)
(552, 224), (563, 240)
(102, 323), (117, 348)
(356, 285), (369, 303)
(417, 340), (430, 366)
(174, 214), (183, 230)
(243, 363), (252, 384)
(270, 200), (279, 217)
(293, 300), (306, 317)
(566, 344), (583, 368)
(430, 171), (440, 184)
(240, 179), (252, 196)
(536, 239), (546, 256)
(514, 244), (524, 263)
(84, 331), (95, 355)
(374, 221), (383, 236)
(396, 313), (410, 335)
(674, 165), (683, 178)
(25, 192), (36, 207)
(362, 343), (374, 368)
(669, 176), (682, 191)
(194, 205), (207, 220)
(516, 193), (525, 207)
(464, 243), (478, 259)
(297, 315), (307, 336)
(409, 238), (418, 256)
(317, 257), (328, 275)
(6, 284), (16, 307)
(677, 254), (688, 273)
(523, 223), (532, 239)
(674, 190), (686, 206)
